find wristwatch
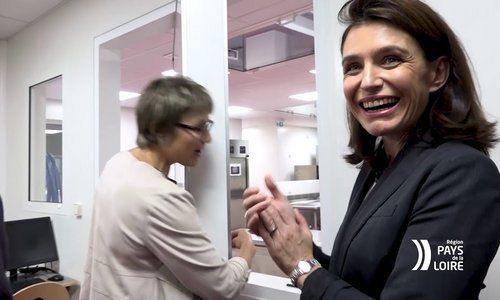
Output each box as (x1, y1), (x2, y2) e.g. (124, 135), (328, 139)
(290, 258), (320, 287)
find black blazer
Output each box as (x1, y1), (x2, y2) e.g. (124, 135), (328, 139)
(302, 139), (500, 299)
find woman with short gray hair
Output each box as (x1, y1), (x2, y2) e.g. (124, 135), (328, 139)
(81, 76), (256, 300)
(135, 76), (213, 149)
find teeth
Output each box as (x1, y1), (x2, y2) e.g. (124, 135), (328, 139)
(362, 97), (398, 109)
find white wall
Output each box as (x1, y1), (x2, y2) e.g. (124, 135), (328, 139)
(242, 117), (318, 189)
(276, 125), (317, 180)
(314, 0), (355, 257)
(120, 107), (137, 151)
(46, 99), (63, 121)
(242, 117), (280, 191)
(3, 0), (174, 282)
(97, 47), (121, 174)
(181, 0), (232, 258)
(229, 118), (242, 140)
(0, 40), (6, 197)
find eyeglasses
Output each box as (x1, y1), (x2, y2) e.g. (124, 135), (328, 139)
(175, 120), (213, 134)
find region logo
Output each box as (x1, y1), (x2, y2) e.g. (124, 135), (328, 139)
(411, 239), (464, 271)
(411, 239), (432, 271)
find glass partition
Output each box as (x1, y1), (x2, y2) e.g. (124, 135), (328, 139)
(29, 76), (63, 203)
(227, 0), (317, 277)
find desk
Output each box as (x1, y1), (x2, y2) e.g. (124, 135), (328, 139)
(12, 272), (80, 297)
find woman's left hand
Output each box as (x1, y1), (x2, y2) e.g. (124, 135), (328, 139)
(258, 206), (313, 275)
(231, 229), (256, 265)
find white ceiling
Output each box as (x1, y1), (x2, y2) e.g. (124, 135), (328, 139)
(120, 0), (316, 124)
(225, 0), (316, 124)
(0, 0), (69, 40)
(2, 0), (317, 125)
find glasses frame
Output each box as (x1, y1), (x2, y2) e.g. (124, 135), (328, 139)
(175, 120), (213, 134)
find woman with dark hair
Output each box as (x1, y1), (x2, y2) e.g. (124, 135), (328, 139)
(81, 76), (255, 300)
(243, 0), (500, 299)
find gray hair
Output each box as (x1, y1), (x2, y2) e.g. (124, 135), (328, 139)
(135, 76), (213, 148)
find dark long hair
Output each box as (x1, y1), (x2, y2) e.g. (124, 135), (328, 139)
(339, 0), (497, 166)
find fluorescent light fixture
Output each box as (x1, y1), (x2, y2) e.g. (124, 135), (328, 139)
(228, 106), (253, 116)
(309, 69), (316, 74)
(45, 129), (62, 134)
(119, 91), (140, 101)
(289, 91), (317, 101)
(161, 69), (178, 77)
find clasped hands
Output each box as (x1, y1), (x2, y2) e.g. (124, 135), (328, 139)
(243, 175), (314, 276)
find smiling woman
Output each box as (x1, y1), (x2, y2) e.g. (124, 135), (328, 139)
(243, 0), (500, 299)
(341, 21), (450, 160)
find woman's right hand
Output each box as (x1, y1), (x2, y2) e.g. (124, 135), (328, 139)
(243, 175), (294, 234)
(231, 229), (256, 265)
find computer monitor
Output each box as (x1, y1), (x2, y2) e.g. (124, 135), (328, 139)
(4, 217), (59, 275)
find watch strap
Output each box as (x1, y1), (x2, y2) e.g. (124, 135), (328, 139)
(290, 258), (320, 287)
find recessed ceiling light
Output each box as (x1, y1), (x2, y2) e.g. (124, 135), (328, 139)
(309, 69), (316, 74)
(45, 129), (62, 134)
(289, 91), (317, 101)
(228, 106), (253, 116)
(119, 91), (141, 101)
(161, 69), (178, 77)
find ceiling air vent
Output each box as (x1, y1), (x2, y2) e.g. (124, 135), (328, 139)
(228, 48), (239, 60)
(228, 12), (314, 72)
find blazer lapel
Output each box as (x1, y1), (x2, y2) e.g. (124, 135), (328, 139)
(330, 165), (374, 274)
(344, 166), (374, 225)
(335, 141), (430, 274)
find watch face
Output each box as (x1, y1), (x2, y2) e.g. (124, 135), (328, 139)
(298, 261), (312, 273)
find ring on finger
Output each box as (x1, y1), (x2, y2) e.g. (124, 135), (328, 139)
(268, 222), (277, 235)
(269, 226), (278, 236)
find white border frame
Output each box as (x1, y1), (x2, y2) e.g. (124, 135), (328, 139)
(93, 2), (177, 184)
(23, 75), (69, 215)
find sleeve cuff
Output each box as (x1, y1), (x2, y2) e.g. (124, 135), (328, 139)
(302, 267), (339, 299)
(229, 256), (251, 282)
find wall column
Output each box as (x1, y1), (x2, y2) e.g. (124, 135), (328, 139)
(181, 0), (230, 257)
(314, 0), (358, 254)
(97, 48), (121, 173)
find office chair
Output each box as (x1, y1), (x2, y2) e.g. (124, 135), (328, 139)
(13, 281), (70, 300)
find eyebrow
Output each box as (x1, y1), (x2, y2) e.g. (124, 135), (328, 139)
(342, 45), (411, 65)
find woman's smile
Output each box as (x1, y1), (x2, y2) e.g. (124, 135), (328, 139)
(342, 21), (436, 151)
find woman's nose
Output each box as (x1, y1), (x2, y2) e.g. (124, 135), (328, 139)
(202, 131), (212, 143)
(360, 65), (383, 92)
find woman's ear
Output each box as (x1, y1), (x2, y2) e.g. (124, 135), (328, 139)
(429, 56), (450, 92)
(157, 132), (173, 146)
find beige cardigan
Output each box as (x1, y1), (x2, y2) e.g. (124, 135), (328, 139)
(80, 151), (249, 300)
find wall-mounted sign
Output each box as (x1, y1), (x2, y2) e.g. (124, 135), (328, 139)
(229, 163), (242, 176)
